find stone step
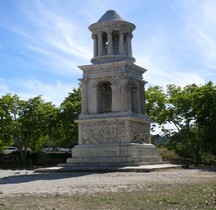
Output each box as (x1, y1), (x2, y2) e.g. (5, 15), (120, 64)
(36, 164), (183, 173)
(66, 155), (163, 167)
(59, 160), (168, 167)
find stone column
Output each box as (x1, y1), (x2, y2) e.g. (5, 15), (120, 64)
(107, 31), (113, 55)
(79, 78), (88, 114)
(119, 31), (124, 55)
(128, 85), (132, 111)
(92, 34), (97, 57)
(137, 83), (141, 114)
(88, 85), (98, 114)
(126, 33), (133, 57)
(111, 84), (118, 111)
(97, 31), (102, 56)
(140, 80), (147, 114)
(120, 74), (129, 111)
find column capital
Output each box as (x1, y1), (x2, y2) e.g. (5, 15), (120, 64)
(96, 30), (103, 35)
(127, 32), (133, 39)
(79, 77), (89, 83)
(91, 33), (97, 39)
(119, 74), (129, 82)
(106, 29), (113, 34)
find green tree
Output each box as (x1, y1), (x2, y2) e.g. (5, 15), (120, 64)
(20, 96), (58, 153)
(145, 86), (167, 125)
(0, 94), (57, 164)
(146, 82), (216, 164)
(0, 94), (24, 150)
(54, 87), (81, 147)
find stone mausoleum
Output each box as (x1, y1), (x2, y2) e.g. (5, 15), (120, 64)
(66, 10), (163, 167)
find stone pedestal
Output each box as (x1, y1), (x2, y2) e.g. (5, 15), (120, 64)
(66, 116), (163, 167)
(67, 143), (162, 167)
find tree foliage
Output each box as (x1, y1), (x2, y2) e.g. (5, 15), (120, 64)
(53, 88), (81, 147)
(146, 82), (216, 164)
(0, 94), (58, 164)
(0, 94), (24, 148)
(0, 87), (81, 158)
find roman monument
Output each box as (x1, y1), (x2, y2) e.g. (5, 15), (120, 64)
(66, 10), (163, 167)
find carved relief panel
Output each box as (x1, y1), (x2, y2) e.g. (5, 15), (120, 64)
(80, 119), (127, 144)
(79, 118), (151, 145)
(129, 121), (151, 144)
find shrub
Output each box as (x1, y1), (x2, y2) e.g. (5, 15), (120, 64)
(158, 147), (192, 164)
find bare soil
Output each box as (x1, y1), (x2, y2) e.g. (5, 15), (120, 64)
(0, 168), (215, 209)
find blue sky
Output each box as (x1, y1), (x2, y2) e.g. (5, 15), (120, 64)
(0, 0), (216, 106)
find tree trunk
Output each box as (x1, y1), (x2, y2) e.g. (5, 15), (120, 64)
(194, 145), (201, 165)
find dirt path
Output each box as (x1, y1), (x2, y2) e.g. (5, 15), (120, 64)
(0, 168), (215, 198)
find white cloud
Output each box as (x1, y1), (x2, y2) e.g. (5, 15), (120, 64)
(6, 0), (92, 78)
(26, 44), (82, 76)
(29, 0), (92, 58)
(132, 0), (216, 88)
(134, 29), (205, 88)
(6, 27), (35, 42)
(179, 0), (216, 68)
(20, 80), (78, 106)
(1, 0), (215, 106)
(136, 54), (205, 88)
(0, 79), (78, 106)
(0, 79), (10, 95)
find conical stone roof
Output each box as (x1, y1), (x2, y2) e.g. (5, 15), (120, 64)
(89, 10), (136, 64)
(97, 10), (124, 23)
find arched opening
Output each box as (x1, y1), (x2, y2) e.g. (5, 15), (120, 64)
(97, 81), (112, 113)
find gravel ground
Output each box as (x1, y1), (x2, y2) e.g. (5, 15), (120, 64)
(0, 168), (215, 198)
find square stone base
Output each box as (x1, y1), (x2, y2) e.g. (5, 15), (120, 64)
(65, 116), (163, 167)
(66, 143), (163, 167)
